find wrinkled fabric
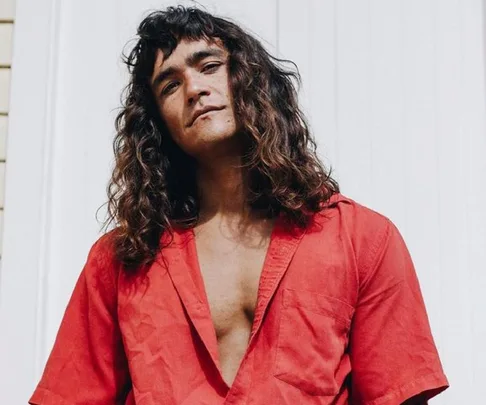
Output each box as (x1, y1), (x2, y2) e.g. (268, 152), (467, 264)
(29, 193), (449, 405)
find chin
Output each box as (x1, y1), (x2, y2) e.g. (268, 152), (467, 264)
(195, 119), (237, 139)
(187, 126), (242, 158)
(204, 127), (237, 142)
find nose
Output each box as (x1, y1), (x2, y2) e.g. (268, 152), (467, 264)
(186, 73), (210, 105)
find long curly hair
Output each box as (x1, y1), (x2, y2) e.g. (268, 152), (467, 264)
(103, 6), (339, 272)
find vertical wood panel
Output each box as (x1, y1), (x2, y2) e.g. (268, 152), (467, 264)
(42, 0), (121, 358)
(335, 0), (373, 207)
(368, 0), (407, 230)
(402, 0), (443, 356)
(435, 1), (472, 402)
(278, 0), (338, 177)
(461, 0), (486, 395)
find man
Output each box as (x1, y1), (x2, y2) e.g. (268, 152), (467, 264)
(29, 6), (449, 405)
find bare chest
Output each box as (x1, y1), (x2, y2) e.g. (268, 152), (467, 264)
(195, 236), (268, 337)
(193, 219), (273, 386)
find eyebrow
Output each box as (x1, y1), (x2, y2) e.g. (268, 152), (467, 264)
(151, 48), (226, 90)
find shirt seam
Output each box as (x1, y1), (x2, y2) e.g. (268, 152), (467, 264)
(358, 370), (449, 405)
(358, 218), (392, 292)
(29, 387), (70, 405)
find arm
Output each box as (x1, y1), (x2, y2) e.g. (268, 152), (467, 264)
(29, 236), (131, 404)
(349, 219), (449, 405)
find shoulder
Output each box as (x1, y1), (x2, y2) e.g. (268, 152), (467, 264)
(85, 229), (119, 266)
(81, 229), (123, 295)
(315, 193), (403, 282)
(317, 192), (393, 242)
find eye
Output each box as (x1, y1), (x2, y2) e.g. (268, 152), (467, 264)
(202, 62), (221, 73)
(161, 81), (179, 96)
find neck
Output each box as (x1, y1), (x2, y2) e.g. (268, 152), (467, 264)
(196, 153), (250, 221)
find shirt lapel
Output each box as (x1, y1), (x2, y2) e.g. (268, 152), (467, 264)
(161, 228), (222, 374)
(248, 214), (307, 342)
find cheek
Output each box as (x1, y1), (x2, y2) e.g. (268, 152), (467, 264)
(161, 106), (182, 137)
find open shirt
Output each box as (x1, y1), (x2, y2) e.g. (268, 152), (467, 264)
(29, 193), (449, 404)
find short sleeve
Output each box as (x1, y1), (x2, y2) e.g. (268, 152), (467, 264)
(349, 219), (449, 405)
(29, 236), (132, 405)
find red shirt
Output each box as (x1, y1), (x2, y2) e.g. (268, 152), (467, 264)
(29, 193), (449, 404)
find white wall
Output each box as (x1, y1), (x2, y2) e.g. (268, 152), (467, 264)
(1, 0), (485, 403)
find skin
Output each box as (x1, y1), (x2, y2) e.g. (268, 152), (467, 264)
(151, 38), (239, 160)
(151, 38), (274, 387)
(151, 38), (259, 223)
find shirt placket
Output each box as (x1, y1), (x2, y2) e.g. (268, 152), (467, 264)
(223, 220), (306, 404)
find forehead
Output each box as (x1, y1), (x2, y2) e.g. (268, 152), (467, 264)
(153, 38), (227, 71)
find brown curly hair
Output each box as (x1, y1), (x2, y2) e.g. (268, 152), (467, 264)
(103, 6), (339, 272)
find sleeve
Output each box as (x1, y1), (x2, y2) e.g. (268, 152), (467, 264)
(349, 219), (449, 405)
(28, 237), (132, 405)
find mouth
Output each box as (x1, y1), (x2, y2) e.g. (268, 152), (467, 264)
(189, 106), (225, 127)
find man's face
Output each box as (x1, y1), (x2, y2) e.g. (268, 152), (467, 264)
(151, 38), (239, 158)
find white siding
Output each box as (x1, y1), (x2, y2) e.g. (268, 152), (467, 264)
(0, 115), (7, 160)
(0, 1), (15, 256)
(0, 0), (15, 20)
(0, 24), (13, 65)
(0, 68), (11, 112)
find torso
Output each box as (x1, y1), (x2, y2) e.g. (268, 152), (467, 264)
(193, 215), (274, 387)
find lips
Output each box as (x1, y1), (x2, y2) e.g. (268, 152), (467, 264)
(189, 106), (225, 126)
